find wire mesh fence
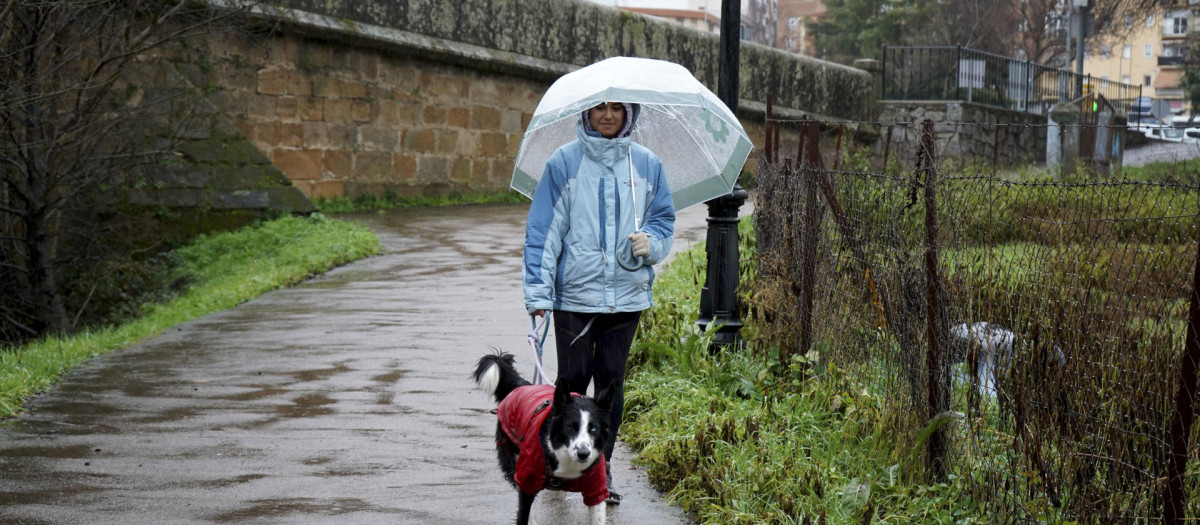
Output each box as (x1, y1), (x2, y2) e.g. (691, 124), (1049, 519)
(752, 116), (1200, 522)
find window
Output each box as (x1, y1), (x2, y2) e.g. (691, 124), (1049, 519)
(1123, 75), (1130, 85)
(1125, 15), (1132, 29)
(1101, 45), (1111, 59)
(1147, 14), (1155, 27)
(1123, 45), (1131, 58)
(786, 16), (800, 30)
(1168, 11), (1188, 34)
(1145, 75), (1152, 86)
(1145, 43), (1153, 56)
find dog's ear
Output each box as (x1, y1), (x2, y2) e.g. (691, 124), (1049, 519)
(595, 381), (617, 412)
(553, 377), (573, 407)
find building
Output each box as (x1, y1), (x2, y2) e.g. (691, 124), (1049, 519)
(1083, 1), (1195, 116)
(582, 0), (778, 47)
(776, 0), (824, 55)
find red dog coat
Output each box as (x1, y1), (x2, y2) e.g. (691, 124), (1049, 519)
(496, 384), (609, 506)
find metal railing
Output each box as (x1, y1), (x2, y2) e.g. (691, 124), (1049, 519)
(882, 46), (1142, 116)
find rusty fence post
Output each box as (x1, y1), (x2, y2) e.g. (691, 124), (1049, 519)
(918, 119), (947, 480)
(1163, 238), (1200, 524)
(765, 93), (775, 164)
(795, 118), (820, 359)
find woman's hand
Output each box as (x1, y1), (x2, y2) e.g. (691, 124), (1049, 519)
(532, 309), (546, 318)
(628, 233), (650, 257)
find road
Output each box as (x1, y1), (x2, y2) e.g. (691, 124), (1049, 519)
(0, 202), (725, 524)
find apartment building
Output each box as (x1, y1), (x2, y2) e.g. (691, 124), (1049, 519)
(582, 0), (779, 47)
(776, 0), (825, 55)
(1083, 1), (1195, 115)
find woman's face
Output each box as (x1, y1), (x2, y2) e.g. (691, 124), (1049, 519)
(588, 102), (626, 139)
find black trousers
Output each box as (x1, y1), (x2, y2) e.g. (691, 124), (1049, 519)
(552, 309), (641, 460)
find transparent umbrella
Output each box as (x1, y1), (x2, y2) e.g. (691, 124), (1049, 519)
(510, 56), (753, 213)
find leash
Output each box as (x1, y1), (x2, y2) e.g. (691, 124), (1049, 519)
(528, 313), (552, 384)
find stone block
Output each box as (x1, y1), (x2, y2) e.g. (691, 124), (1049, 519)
(303, 122), (331, 147)
(268, 186), (318, 213)
(340, 79), (367, 99)
(423, 105), (446, 125)
(232, 119), (255, 140)
(480, 132), (508, 156)
(300, 97), (324, 121)
(352, 100), (372, 122)
(506, 133), (520, 157)
(437, 130), (458, 154)
(394, 153), (417, 180)
(257, 69), (289, 96)
(225, 139), (268, 164)
(447, 107), (470, 128)
(287, 73), (312, 97)
(178, 140), (227, 164)
(276, 97), (299, 121)
(500, 109), (523, 133)
(360, 125), (398, 150)
(210, 189), (269, 209)
(324, 99), (352, 122)
(324, 149), (352, 178)
(471, 105), (501, 130)
(313, 77), (341, 98)
(272, 149), (323, 181)
(250, 96), (276, 119)
(307, 179), (346, 200)
(279, 123), (304, 147)
(416, 155), (448, 183)
(404, 128), (437, 153)
(356, 151), (392, 182)
(327, 123), (356, 145)
(469, 80), (502, 106)
(451, 157), (472, 182)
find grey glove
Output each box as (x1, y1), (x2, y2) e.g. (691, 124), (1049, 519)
(628, 232), (650, 258)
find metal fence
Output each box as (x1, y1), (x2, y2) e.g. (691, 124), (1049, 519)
(753, 114), (1200, 523)
(882, 46), (1143, 117)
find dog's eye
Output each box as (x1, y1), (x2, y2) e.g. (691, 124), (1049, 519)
(588, 424), (597, 434)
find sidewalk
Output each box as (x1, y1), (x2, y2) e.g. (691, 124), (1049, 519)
(0, 201), (740, 524)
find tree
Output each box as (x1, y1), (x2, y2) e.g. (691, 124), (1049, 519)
(1183, 34), (1200, 119)
(0, 1), (249, 344)
(810, 0), (915, 64)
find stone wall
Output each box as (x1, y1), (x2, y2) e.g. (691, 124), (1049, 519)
(184, 31), (546, 199)
(877, 101), (1047, 168)
(179, 0), (874, 200)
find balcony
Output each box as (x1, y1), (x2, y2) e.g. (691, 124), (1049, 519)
(1159, 55), (1187, 66)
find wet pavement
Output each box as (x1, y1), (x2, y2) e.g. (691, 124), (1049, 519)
(0, 202), (722, 524)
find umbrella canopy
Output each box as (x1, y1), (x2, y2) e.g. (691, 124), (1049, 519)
(510, 57), (753, 212)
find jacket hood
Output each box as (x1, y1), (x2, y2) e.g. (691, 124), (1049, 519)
(577, 102), (641, 168)
(581, 103), (641, 139)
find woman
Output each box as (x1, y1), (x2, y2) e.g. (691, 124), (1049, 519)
(522, 101), (675, 503)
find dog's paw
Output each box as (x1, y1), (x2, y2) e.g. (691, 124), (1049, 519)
(587, 503), (606, 525)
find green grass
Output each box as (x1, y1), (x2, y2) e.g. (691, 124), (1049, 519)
(315, 189), (527, 213)
(0, 213), (381, 417)
(623, 223), (980, 524)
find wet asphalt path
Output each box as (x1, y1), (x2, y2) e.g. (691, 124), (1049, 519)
(0, 203), (717, 524)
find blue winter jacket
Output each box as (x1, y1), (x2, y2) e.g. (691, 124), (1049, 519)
(523, 120), (675, 315)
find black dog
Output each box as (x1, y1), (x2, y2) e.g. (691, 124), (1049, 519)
(473, 352), (613, 525)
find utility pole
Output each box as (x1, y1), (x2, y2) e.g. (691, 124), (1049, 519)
(697, 0), (747, 349)
(1074, 0), (1089, 97)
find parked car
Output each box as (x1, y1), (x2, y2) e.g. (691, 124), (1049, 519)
(1183, 128), (1200, 144)
(1143, 126), (1185, 142)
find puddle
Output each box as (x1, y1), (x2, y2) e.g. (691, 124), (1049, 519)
(285, 365), (352, 383)
(213, 497), (400, 521)
(274, 393), (336, 418)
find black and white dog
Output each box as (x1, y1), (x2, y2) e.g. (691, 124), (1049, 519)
(473, 352), (613, 525)
(948, 322), (1067, 398)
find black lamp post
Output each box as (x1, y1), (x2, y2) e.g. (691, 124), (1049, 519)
(696, 0), (746, 348)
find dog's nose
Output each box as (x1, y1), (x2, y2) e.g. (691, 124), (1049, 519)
(574, 445), (591, 460)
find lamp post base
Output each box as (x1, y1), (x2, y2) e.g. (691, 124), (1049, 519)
(696, 184), (748, 351)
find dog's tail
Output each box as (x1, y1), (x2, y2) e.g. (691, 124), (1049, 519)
(472, 350), (530, 404)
